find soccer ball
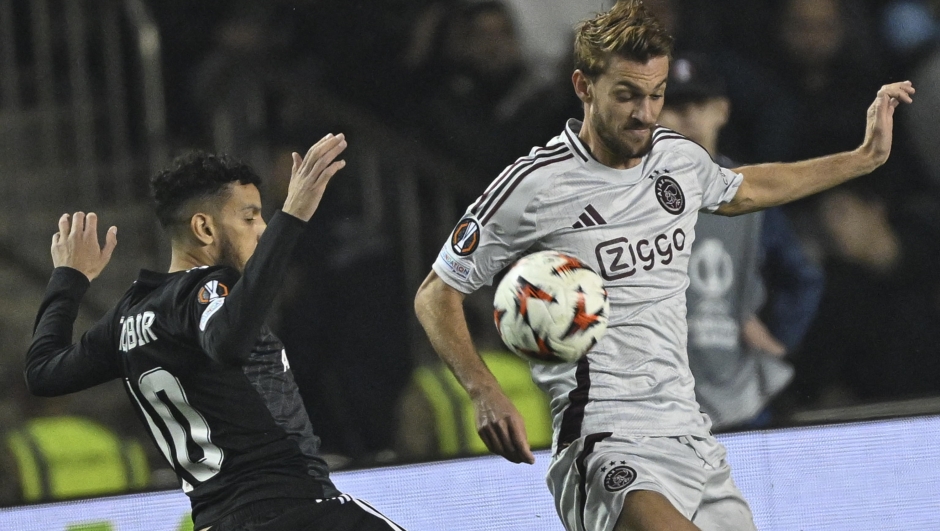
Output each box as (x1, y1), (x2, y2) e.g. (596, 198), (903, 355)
(493, 251), (609, 364)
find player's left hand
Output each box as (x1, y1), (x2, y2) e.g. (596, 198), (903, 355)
(473, 388), (536, 464)
(282, 133), (347, 222)
(51, 212), (118, 281)
(859, 81), (914, 168)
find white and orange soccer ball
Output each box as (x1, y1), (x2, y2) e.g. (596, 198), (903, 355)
(493, 251), (609, 364)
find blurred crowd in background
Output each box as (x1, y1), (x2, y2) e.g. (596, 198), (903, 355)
(2, 0), (940, 506)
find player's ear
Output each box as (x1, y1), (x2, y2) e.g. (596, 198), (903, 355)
(573, 70), (593, 104)
(190, 212), (215, 246)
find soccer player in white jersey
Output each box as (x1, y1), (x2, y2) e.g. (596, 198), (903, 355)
(413, 1), (914, 530)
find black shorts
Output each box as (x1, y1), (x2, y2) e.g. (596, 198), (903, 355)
(208, 495), (405, 531)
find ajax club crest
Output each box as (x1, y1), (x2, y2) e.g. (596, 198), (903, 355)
(655, 175), (685, 215)
(603, 465), (637, 492)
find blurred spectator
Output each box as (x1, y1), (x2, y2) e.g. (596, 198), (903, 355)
(788, 182), (940, 406)
(147, 0), (229, 144)
(273, 148), (413, 465)
(900, 2), (940, 195)
(3, 417), (149, 504)
(658, 54), (823, 430)
(190, 3), (321, 169)
(405, 1), (571, 180)
(0, 389), (150, 506)
(758, 207), (827, 353)
(281, 0), (429, 118)
(759, 0), (939, 299)
(643, 0), (799, 163)
(188, 4), (415, 464)
(767, 0), (884, 160)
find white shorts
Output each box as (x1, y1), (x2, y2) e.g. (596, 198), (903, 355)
(546, 433), (756, 531)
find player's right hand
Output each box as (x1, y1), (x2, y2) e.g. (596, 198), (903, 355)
(51, 212), (118, 282)
(282, 133), (347, 222)
(859, 81), (914, 168)
(473, 388), (536, 464)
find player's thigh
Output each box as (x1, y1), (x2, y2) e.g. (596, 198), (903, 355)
(547, 434), (707, 531)
(615, 490), (701, 531)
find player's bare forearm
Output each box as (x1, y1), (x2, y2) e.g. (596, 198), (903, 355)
(717, 81), (914, 216)
(414, 271), (500, 398)
(718, 150), (876, 215)
(414, 270), (536, 464)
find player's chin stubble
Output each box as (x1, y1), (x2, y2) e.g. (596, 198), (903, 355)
(594, 110), (653, 161)
(216, 233), (244, 272)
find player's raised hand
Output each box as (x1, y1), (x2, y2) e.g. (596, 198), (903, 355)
(859, 81), (915, 168)
(51, 212), (118, 282)
(473, 388), (536, 464)
(282, 133), (348, 222)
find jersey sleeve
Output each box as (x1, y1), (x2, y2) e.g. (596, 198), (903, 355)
(681, 143), (743, 212)
(25, 267), (121, 396)
(433, 191), (542, 294)
(187, 211), (307, 366)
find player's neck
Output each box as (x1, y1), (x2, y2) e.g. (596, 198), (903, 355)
(168, 245), (214, 273)
(578, 118), (643, 170)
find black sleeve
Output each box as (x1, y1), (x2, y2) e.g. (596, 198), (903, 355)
(195, 210), (307, 366)
(25, 267), (121, 396)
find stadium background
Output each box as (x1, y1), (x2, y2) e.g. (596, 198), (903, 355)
(1, 0), (939, 526)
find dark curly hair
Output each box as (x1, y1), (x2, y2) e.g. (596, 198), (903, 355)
(151, 151), (262, 232)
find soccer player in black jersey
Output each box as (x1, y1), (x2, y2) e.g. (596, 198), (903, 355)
(25, 134), (406, 531)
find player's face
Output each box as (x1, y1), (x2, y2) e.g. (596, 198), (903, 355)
(586, 55), (669, 161)
(214, 183), (265, 273)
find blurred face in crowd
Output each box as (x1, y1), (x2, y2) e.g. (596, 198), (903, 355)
(575, 54), (669, 166)
(459, 8), (522, 77)
(210, 183), (266, 273)
(780, 0), (845, 67)
(657, 97), (730, 155)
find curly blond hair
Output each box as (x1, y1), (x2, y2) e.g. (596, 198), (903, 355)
(574, 0), (674, 79)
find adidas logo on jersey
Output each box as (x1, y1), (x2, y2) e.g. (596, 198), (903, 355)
(572, 204), (607, 229)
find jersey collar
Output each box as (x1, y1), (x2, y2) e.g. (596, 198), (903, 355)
(136, 269), (171, 286)
(561, 119), (647, 184)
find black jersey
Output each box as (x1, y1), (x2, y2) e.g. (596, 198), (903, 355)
(26, 212), (338, 528)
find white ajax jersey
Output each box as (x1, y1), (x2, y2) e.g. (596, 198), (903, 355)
(432, 119), (744, 451)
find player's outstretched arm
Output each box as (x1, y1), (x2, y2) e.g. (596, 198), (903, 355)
(414, 271), (536, 464)
(26, 212), (121, 396)
(716, 81), (915, 216)
(199, 134), (347, 366)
